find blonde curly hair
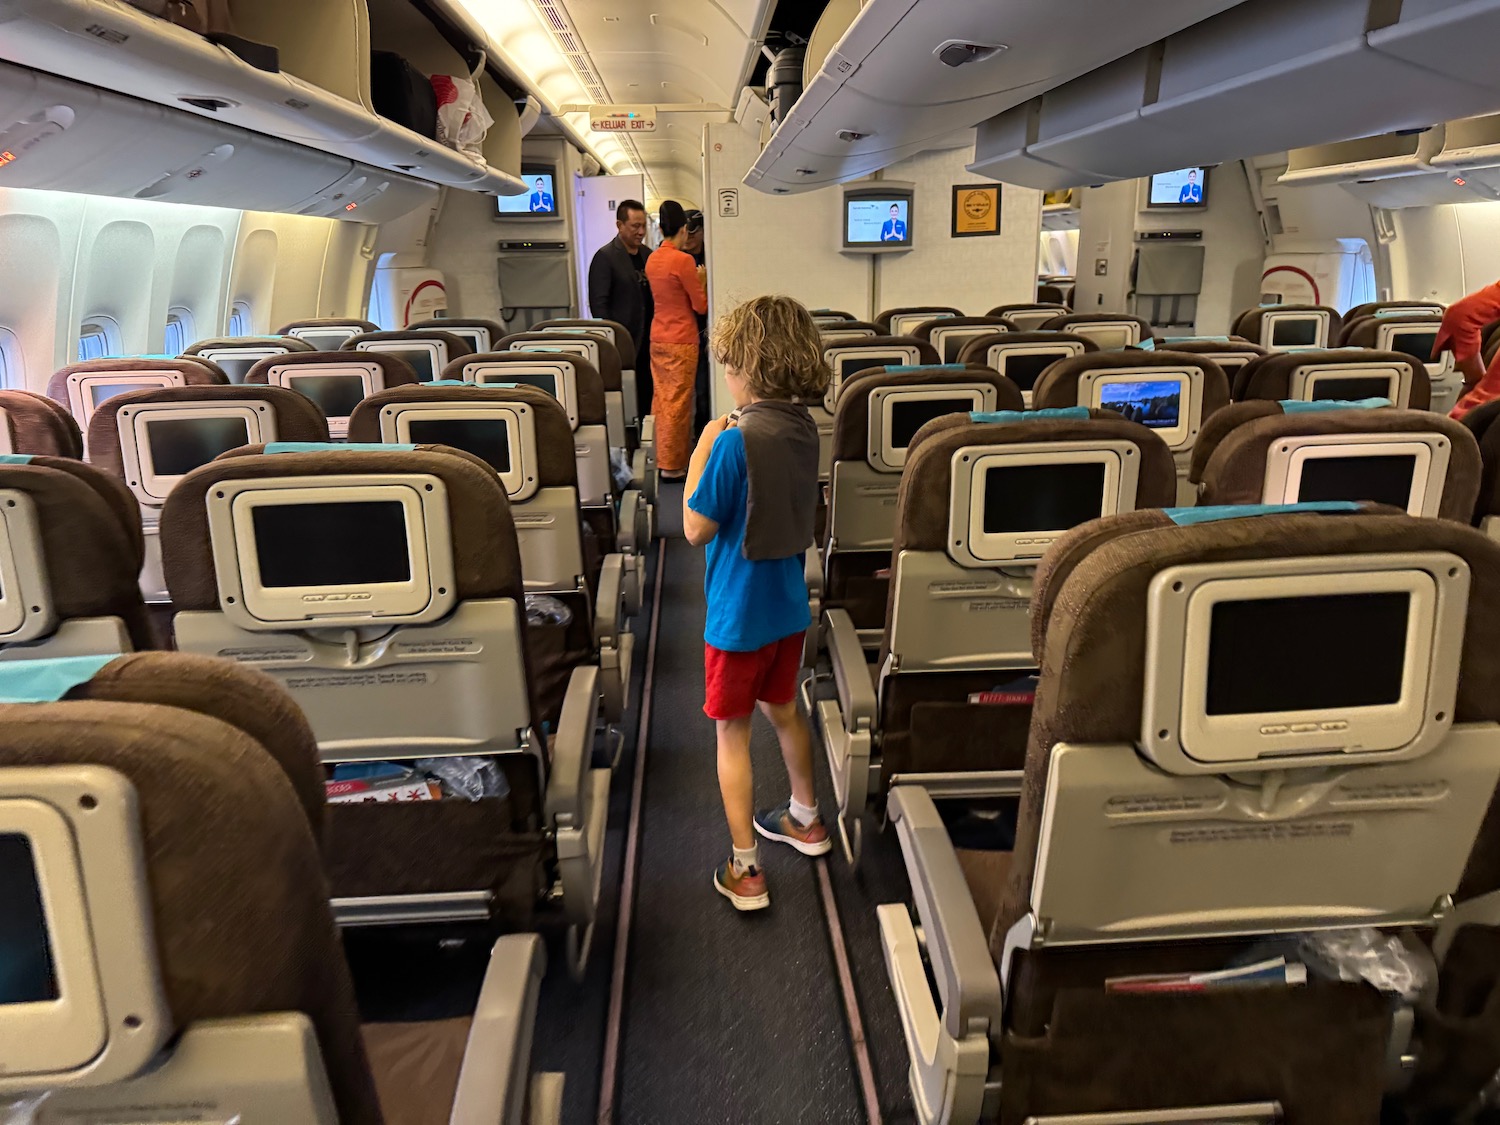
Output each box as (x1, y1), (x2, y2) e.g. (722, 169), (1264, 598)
(710, 295), (831, 402)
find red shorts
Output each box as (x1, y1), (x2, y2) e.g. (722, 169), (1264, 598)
(703, 633), (804, 720)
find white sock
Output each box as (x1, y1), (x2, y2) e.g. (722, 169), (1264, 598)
(789, 797), (819, 828)
(732, 844), (760, 875)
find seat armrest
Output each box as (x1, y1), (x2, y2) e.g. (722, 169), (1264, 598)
(804, 547), (823, 600)
(594, 556), (625, 649)
(545, 665), (601, 828)
(826, 608), (876, 732)
(889, 787), (1003, 1043)
(641, 414), (655, 445)
(449, 933), (547, 1125)
(618, 490), (642, 554)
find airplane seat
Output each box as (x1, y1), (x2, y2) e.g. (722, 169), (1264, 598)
(276, 317), (382, 354)
(343, 330), (475, 385)
(1343, 300), (1445, 326)
(1193, 398), (1480, 518)
(448, 349), (648, 611)
(47, 358), (230, 443)
(1036, 284), (1068, 305)
(821, 363), (1024, 651)
(912, 316), (1020, 365)
(1153, 336), (1268, 384)
(0, 455), (152, 658)
(1461, 399), (1500, 539)
(0, 652), (559, 1124)
(347, 383), (634, 724)
(497, 330), (629, 452)
(1233, 348), (1430, 410)
(184, 336), (317, 384)
(0, 389), (85, 458)
(811, 309), (860, 327)
(1481, 318), (1500, 369)
(874, 305), (964, 335)
(817, 409), (1176, 862)
(1032, 349), (1231, 505)
(985, 303), (1071, 332)
(85, 384), (331, 608)
(407, 316), (507, 358)
(956, 331), (1099, 407)
(820, 320), (885, 341)
(159, 443), (610, 961)
(1037, 312), (1154, 351)
(244, 350), (425, 440)
(881, 504), (1500, 1124)
(1341, 312), (1459, 413)
(1232, 304), (1342, 351)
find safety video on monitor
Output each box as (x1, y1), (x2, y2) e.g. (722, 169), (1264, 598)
(1149, 167), (1207, 207)
(846, 199), (910, 245)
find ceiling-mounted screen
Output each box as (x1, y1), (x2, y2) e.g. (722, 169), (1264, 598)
(843, 183), (916, 252)
(1148, 167), (1209, 209)
(498, 165), (559, 216)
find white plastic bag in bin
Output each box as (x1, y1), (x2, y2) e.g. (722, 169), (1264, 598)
(431, 59), (493, 160)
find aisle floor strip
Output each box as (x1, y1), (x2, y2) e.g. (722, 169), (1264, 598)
(597, 541), (667, 1125)
(817, 856), (885, 1125)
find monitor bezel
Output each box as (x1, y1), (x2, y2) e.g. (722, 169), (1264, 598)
(199, 347), (291, 385)
(1290, 361), (1411, 409)
(380, 401), (539, 501)
(207, 475), (457, 630)
(1078, 368), (1202, 451)
(497, 162), (561, 219)
(268, 361), (381, 440)
(284, 324), (363, 351)
(118, 401), (273, 505)
(355, 339), (446, 384)
(1143, 555), (1466, 772)
(1261, 310), (1330, 351)
(1004, 308), (1066, 332)
(1145, 166), (1211, 211)
(867, 383), (998, 472)
(931, 324), (1002, 365)
(1262, 433), (1448, 517)
(823, 344), (922, 411)
(820, 327), (879, 344)
(947, 440), (1141, 566)
(1377, 322), (1451, 379)
(416, 325), (490, 354)
(510, 338), (601, 376)
(990, 342), (1087, 405)
(1071, 321), (1141, 350)
(0, 490), (54, 643)
(463, 360), (578, 430)
(890, 312), (955, 337)
(842, 183), (916, 253)
(65, 371), (187, 430)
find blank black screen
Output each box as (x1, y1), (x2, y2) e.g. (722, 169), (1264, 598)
(890, 398), (970, 448)
(407, 417), (511, 472)
(1002, 353), (1059, 392)
(1297, 454), (1416, 508)
(500, 373), (558, 397)
(982, 463), (1106, 534)
(90, 382), (162, 408)
(214, 357), (259, 385)
(0, 834), (58, 1005)
(1207, 592), (1409, 714)
(296, 332), (353, 352)
(1392, 331), (1438, 364)
(389, 349), (436, 382)
(147, 416), (250, 476)
(449, 330), (485, 353)
(1272, 319), (1319, 347)
(289, 375), (367, 418)
(941, 334), (978, 364)
(840, 355), (898, 381)
(1311, 376), (1393, 401)
(253, 501), (411, 587)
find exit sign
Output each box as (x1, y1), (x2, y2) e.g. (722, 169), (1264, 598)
(590, 105), (657, 133)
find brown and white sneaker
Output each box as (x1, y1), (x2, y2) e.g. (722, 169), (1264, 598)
(714, 859), (770, 911)
(754, 803), (833, 857)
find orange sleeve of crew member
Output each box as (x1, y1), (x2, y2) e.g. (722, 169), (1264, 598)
(1436, 281), (1500, 363)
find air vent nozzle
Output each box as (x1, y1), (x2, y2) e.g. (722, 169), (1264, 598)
(934, 40), (1007, 68)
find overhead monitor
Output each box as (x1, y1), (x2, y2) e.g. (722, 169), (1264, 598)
(1262, 434), (1448, 517)
(381, 402), (537, 500)
(200, 348), (290, 385)
(1071, 321), (1139, 351)
(65, 370), (186, 430)
(891, 312), (953, 337)
(118, 402), (271, 504)
(267, 361), (380, 440)
(1261, 310), (1330, 351)
(1079, 368), (1201, 451)
(285, 325), (362, 352)
(1145, 558), (1466, 770)
(866, 383), (997, 471)
(1148, 167), (1209, 209)
(497, 166), (559, 217)
(948, 440), (1141, 566)
(208, 479), (456, 629)
(823, 345), (920, 410)
(464, 360), (578, 429)
(355, 340), (444, 383)
(843, 184), (916, 252)
(1290, 362), (1408, 408)
(930, 324), (995, 364)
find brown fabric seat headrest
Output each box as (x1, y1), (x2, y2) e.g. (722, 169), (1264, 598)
(0, 699), (381, 1124)
(874, 306), (963, 332)
(47, 358), (230, 406)
(1345, 301), (1444, 325)
(1038, 312), (1155, 341)
(1199, 408), (1479, 520)
(1233, 349), (1432, 410)
(0, 390), (84, 458)
(275, 318), (380, 336)
(243, 349), (426, 389)
(954, 331), (1100, 368)
(1231, 304), (1342, 342)
(437, 351), (608, 427)
(407, 317), (506, 343)
(184, 337), (315, 358)
(1031, 350), (1231, 421)
(342, 331), (474, 365)
(1164, 337), (1266, 359)
(831, 366), (1025, 463)
(86, 385), (332, 482)
(821, 321), (885, 340)
(1189, 400), (1287, 482)
(1469, 407), (1500, 522)
(911, 316), (1019, 343)
(1340, 312), (1443, 350)
(347, 384), (578, 489)
(532, 318), (637, 370)
(828, 335), (942, 368)
(496, 332), (622, 391)
(986, 303), (1070, 318)
(161, 446), (523, 614)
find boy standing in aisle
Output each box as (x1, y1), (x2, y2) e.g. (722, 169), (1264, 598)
(683, 295), (832, 910)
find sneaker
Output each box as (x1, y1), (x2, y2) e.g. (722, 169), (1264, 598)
(754, 803), (833, 857)
(714, 860), (770, 911)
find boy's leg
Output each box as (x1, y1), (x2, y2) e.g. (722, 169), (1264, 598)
(716, 715), (756, 851)
(753, 635), (833, 857)
(759, 698), (816, 810)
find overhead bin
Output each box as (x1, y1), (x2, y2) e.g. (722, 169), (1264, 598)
(1280, 128), (1446, 188)
(1340, 171), (1492, 209)
(969, 102), (1097, 192)
(1429, 113), (1500, 170)
(1027, 50), (1180, 182)
(1367, 0), (1500, 97)
(0, 0), (523, 195)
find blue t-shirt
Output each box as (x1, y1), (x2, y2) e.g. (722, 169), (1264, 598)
(688, 427), (811, 652)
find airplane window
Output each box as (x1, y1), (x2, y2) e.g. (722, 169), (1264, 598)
(164, 309), (194, 355)
(228, 303), (252, 338)
(0, 329), (18, 389)
(77, 318), (121, 363)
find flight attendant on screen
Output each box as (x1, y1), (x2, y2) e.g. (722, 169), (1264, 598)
(880, 204), (906, 242)
(529, 177), (554, 212)
(1178, 170), (1202, 204)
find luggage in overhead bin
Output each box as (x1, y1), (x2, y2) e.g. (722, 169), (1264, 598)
(124, 0), (280, 71)
(371, 51), (440, 140)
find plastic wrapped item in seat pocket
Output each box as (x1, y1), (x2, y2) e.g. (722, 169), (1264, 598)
(525, 593), (574, 628)
(416, 756), (511, 802)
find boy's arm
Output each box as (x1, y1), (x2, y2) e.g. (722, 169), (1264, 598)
(683, 416), (732, 547)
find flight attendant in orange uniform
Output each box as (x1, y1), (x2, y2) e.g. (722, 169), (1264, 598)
(1439, 281), (1500, 417)
(646, 200), (710, 478)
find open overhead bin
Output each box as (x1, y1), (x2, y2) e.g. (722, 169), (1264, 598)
(1429, 114), (1500, 171)
(1340, 171), (1495, 209)
(0, 0), (525, 196)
